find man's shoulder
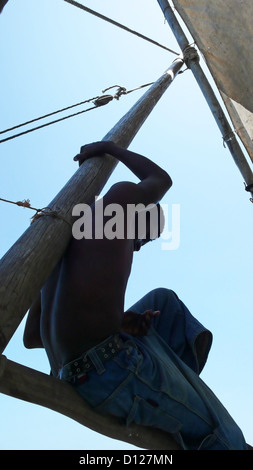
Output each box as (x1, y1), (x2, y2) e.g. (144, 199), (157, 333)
(103, 181), (142, 206)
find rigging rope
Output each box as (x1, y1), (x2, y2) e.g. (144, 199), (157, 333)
(0, 197), (72, 226)
(0, 95), (100, 136)
(0, 82), (154, 144)
(0, 105), (98, 144)
(64, 0), (179, 56)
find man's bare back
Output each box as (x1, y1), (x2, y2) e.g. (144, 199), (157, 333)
(24, 141), (172, 377)
(40, 208), (135, 375)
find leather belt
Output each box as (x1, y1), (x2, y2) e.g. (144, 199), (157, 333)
(59, 334), (124, 384)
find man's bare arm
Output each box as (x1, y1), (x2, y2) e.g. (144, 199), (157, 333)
(74, 141), (172, 204)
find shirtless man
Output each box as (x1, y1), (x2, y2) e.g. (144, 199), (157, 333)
(24, 141), (171, 372)
(24, 141), (248, 450)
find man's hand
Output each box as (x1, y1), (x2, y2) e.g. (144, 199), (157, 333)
(74, 141), (116, 166)
(121, 309), (160, 336)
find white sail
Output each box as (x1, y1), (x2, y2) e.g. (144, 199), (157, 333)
(172, 0), (253, 163)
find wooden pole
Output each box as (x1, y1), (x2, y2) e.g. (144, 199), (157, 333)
(0, 355), (181, 449)
(0, 57), (183, 354)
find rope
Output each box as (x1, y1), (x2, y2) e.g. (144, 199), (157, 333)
(222, 131), (236, 148)
(0, 95), (100, 136)
(244, 183), (253, 203)
(0, 82), (154, 144)
(64, 0), (179, 56)
(0, 105), (98, 144)
(0, 197), (72, 226)
(0, 197), (37, 211)
(182, 45), (199, 67)
(31, 208), (72, 227)
(245, 183), (253, 193)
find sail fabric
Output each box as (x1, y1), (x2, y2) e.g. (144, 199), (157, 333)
(172, 0), (253, 163)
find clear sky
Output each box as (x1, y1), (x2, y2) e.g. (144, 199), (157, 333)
(0, 0), (252, 450)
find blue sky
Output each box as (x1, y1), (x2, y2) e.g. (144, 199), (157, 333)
(0, 0), (252, 450)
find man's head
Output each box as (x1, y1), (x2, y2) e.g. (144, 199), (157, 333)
(134, 203), (165, 251)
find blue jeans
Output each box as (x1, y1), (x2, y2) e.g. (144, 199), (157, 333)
(60, 288), (247, 450)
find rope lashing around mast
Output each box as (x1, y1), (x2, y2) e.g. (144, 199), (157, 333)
(181, 45), (199, 67)
(0, 82), (156, 144)
(244, 183), (253, 203)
